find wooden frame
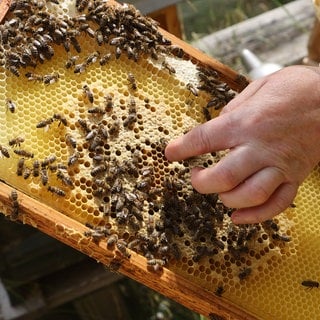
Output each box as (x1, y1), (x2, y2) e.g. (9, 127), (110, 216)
(149, 4), (183, 39)
(0, 0), (10, 23)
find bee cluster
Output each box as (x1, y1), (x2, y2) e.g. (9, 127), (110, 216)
(0, 0), (293, 297)
(0, 0), (185, 78)
(67, 82), (291, 278)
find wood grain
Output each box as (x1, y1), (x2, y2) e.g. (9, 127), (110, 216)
(0, 0), (10, 24)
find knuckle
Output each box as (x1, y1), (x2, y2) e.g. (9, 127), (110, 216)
(190, 125), (212, 155)
(275, 183), (297, 209)
(273, 191), (294, 214)
(216, 166), (239, 190)
(249, 184), (270, 205)
(255, 211), (277, 224)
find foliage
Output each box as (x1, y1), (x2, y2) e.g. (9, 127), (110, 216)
(178, 0), (294, 41)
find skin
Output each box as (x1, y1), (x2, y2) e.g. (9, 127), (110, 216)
(165, 65), (320, 224)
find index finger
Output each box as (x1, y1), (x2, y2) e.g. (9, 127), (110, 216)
(165, 113), (237, 161)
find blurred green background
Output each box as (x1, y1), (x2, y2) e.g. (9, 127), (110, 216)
(178, 0), (294, 41)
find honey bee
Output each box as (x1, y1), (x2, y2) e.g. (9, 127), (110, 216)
(65, 134), (77, 148)
(107, 258), (123, 273)
(84, 228), (109, 243)
(202, 107), (211, 121)
(43, 72), (60, 85)
(53, 113), (67, 126)
(13, 149), (34, 158)
(85, 51), (100, 66)
(41, 168), (49, 186)
(110, 178), (122, 193)
(82, 25), (95, 38)
(98, 124), (109, 139)
(23, 167), (32, 179)
(246, 225), (258, 241)
(70, 36), (81, 53)
(162, 61), (176, 75)
(68, 151), (80, 166)
(9, 136), (25, 147)
(0, 145), (10, 158)
(88, 136), (103, 151)
(110, 36), (125, 46)
(170, 45), (185, 58)
(9, 190), (19, 220)
(8, 66), (20, 77)
(95, 29), (104, 46)
(115, 46), (122, 59)
(136, 178), (151, 191)
(9, 190), (18, 204)
(128, 96), (136, 113)
(90, 164), (108, 177)
(76, 0), (89, 12)
(65, 55), (79, 69)
(262, 219), (279, 232)
(146, 214), (155, 234)
(33, 160), (40, 177)
(88, 107), (105, 115)
(147, 259), (167, 271)
(301, 280), (319, 289)
(236, 226), (247, 247)
(186, 83), (199, 96)
(272, 233), (291, 242)
(128, 239), (141, 250)
(6, 99), (16, 113)
(25, 72), (43, 82)
(116, 239), (131, 259)
(214, 285), (225, 297)
(47, 186), (66, 197)
(77, 119), (91, 133)
(128, 215), (141, 231)
(57, 170), (74, 187)
(107, 234), (118, 248)
(41, 155), (56, 168)
(211, 238), (225, 250)
(238, 267), (252, 280)
(123, 114), (137, 129)
(16, 158), (25, 176)
(84, 128), (96, 141)
(127, 72), (137, 90)
(150, 47), (158, 60)
(109, 120), (120, 137)
(49, 163), (68, 172)
(83, 84), (94, 103)
(74, 62), (87, 74)
(115, 208), (128, 224)
(99, 53), (112, 66)
(206, 99), (218, 109)
(228, 245), (249, 260)
(36, 118), (54, 131)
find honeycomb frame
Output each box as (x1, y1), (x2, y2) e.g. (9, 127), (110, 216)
(1, 1), (319, 320)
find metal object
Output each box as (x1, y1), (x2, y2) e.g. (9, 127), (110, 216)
(240, 48), (283, 79)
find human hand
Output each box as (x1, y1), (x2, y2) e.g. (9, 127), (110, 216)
(165, 66), (320, 224)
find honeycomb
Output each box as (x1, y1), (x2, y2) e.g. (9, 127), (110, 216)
(0, 1), (319, 319)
